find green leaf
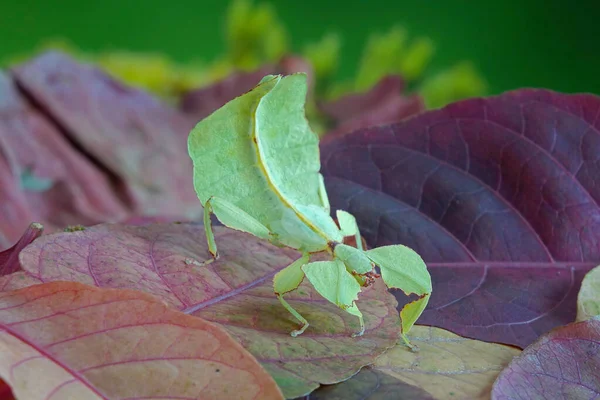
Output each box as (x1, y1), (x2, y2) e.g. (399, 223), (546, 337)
(399, 37), (435, 81)
(303, 33), (341, 96)
(303, 33), (341, 81)
(419, 61), (487, 108)
(366, 245), (431, 340)
(334, 244), (373, 275)
(355, 26), (407, 91)
(302, 259), (361, 310)
(188, 73), (340, 252)
(225, 0), (288, 70)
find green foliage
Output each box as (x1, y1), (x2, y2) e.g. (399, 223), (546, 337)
(225, 0), (288, 70)
(400, 37), (435, 81)
(302, 33), (341, 96)
(355, 26), (409, 91)
(420, 61), (488, 108)
(188, 73), (432, 344)
(4, 1), (488, 115)
(328, 25), (486, 108)
(3, 0), (487, 110)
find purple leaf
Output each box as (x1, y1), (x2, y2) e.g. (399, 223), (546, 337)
(12, 52), (201, 220)
(321, 89), (600, 348)
(320, 76), (424, 138)
(492, 316), (600, 399)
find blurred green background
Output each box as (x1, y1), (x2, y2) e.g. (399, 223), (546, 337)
(2, 0), (599, 95)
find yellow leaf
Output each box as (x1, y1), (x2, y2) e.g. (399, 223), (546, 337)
(373, 325), (520, 400)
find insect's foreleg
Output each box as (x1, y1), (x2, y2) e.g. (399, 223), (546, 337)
(203, 197), (219, 260)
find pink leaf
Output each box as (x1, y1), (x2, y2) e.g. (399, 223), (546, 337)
(321, 89), (600, 348)
(0, 281), (284, 400)
(0, 72), (127, 249)
(12, 52), (201, 220)
(15, 223), (401, 398)
(492, 316), (600, 399)
(320, 75), (424, 138)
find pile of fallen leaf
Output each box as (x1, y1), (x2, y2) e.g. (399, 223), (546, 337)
(0, 51), (599, 400)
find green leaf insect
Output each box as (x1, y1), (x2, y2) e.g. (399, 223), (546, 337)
(187, 73), (432, 346)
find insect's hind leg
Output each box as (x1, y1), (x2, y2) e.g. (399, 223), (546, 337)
(277, 294), (310, 337)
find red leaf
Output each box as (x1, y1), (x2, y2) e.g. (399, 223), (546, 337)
(0, 379), (14, 400)
(14, 223), (401, 398)
(0, 281), (283, 399)
(12, 52), (201, 220)
(181, 56), (313, 123)
(320, 89), (600, 348)
(492, 316), (600, 399)
(320, 76), (424, 138)
(0, 223), (43, 276)
(0, 72), (128, 249)
(181, 65), (275, 121)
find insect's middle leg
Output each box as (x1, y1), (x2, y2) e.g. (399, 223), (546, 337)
(273, 253), (310, 336)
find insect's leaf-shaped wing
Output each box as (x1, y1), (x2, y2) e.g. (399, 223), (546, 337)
(366, 246), (432, 339)
(255, 74), (343, 244)
(188, 75), (326, 251)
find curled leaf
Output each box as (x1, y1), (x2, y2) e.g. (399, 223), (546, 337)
(0, 223), (43, 276)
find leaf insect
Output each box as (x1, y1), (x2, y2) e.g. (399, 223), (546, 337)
(188, 73), (431, 346)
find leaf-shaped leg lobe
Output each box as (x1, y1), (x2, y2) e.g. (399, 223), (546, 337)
(204, 196), (273, 260)
(336, 210), (363, 251)
(365, 245), (432, 347)
(346, 303), (365, 337)
(274, 253), (311, 336)
(302, 259), (365, 336)
(203, 198), (219, 260)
